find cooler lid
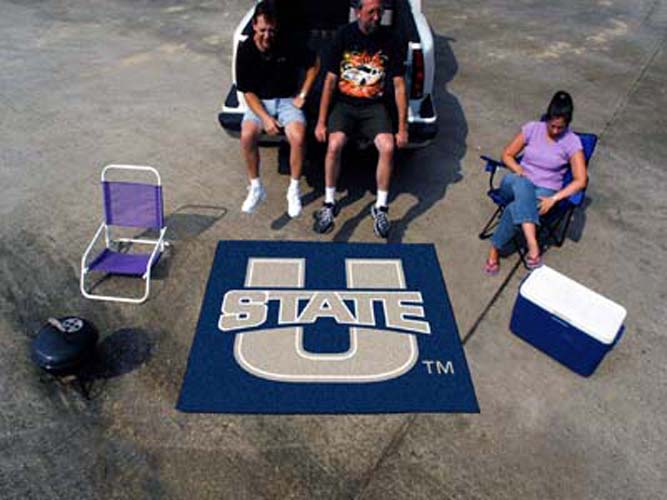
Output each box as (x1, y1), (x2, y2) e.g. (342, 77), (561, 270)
(519, 266), (627, 344)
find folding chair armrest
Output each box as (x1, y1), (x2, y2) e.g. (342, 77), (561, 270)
(81, 222), (106, 270)
(480, 155), (506, 172)
(143, 227), (167, 278)
(480, 155), (507, 191)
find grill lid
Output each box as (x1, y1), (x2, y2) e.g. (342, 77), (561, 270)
(31, 317), (99, 372)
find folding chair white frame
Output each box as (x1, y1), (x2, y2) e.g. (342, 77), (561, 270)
(80, 164), (168, 304)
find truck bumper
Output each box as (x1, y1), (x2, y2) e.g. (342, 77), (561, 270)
(219, 86), (438, 148)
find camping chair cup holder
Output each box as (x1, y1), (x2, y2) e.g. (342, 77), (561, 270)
(478, 132), (598, 267)
(80, 164), (168, 304)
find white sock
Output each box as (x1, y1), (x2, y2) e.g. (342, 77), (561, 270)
(325, 186), (336, 205)
(376, 190), (389, 208)
(250, 177), (261, 189)
(289, 178), (299, 192)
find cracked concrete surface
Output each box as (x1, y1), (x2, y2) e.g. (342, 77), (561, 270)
(1, 0), (666, 498)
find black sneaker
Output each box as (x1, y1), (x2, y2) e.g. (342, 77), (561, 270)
(371, 205), (391, 238)
(314, 202), (335, 234)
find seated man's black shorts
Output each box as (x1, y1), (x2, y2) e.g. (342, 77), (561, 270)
(328, 101), (393, 140)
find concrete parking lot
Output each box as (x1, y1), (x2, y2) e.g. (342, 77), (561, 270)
(1, 0), (665, 498)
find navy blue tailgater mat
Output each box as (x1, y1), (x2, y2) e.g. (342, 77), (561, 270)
(177, 241), (479, 414)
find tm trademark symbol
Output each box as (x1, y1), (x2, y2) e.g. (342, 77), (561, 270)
(422, 360), (454, 375)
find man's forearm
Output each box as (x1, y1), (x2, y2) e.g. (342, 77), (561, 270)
(244, 92), (270, 121)
(318, 73), (337, 125)
(393, 77), (408, 132)
(300, 57), (321, 98)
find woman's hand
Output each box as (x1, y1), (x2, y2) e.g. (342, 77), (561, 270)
(538, 195), (557, 215)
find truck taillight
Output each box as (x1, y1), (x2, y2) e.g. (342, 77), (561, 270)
(410, 48), (424, 99)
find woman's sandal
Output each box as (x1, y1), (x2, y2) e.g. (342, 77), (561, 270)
(526, 254), (543, 270)
(484, 259), (500, 276)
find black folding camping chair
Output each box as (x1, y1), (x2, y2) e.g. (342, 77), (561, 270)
(478, 132), (598, 266)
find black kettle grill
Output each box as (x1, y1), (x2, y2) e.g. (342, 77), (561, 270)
(31, 317), (99, 374)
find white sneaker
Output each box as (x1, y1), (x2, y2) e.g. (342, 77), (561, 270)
(286, 188), (302, 218)
(241, 184), (266, 213)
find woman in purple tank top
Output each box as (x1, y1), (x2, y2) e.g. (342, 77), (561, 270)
(484, 91), (587, 275)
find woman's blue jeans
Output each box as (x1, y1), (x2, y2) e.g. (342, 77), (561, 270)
(490, 173), (556, 249)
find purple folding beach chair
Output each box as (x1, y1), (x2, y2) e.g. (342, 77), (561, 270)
(80, 165), (168, 303)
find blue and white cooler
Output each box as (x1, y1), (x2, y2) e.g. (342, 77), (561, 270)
(510, 266), (627, 376)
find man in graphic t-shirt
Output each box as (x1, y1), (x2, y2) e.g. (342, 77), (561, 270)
(236, 1), (319, 218)
(313, 0), (408, 238)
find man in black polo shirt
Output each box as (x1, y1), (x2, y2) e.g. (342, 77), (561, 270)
(314, 0), (408, 238)
(236, 2), (319, 217)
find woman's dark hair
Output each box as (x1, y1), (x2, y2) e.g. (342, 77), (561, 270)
(545, 90), (574, 124)
(253, 1), (278, 25)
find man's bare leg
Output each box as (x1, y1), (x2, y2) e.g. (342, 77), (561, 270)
(314, 131), (347, 233)
(240, 120), (266, 213)
(371, 133), (395, 238)
(240, 120), (262, 180)
(374, 132), (394, 196)
(285, 121), (306, 181)
(285, 121), (306, 217)
(324, 131), (347, 193)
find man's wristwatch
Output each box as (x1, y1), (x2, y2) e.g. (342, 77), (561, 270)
(298, 91), (307, 100)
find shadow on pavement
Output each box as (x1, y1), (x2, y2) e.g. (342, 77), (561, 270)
(567, 196), (591, 243)
(77, 328), (154, 398)
(165, 204), (228, 241)
(387, 34), (467, 242)
(91, 328), (153, 379)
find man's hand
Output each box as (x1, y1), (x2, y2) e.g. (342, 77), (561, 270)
(395, 129), (408, 149)
(315, 122), (327, 143)
(262, 116), (281, 136)
(292, 94), (306, 109)
(538, 195), (557, 215)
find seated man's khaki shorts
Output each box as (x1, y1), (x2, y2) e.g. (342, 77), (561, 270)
(328, 101), (393, 140)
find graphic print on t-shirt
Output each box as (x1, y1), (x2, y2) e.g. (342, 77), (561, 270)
(338, 50), (387, 99)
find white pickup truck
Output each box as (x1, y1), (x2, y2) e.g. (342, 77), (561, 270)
(218, 0), (438, 147)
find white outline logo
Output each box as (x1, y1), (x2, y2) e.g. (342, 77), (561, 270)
(218, 258), (430, 383)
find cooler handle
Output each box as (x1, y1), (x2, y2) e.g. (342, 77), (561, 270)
(550, 315), (571, 328)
